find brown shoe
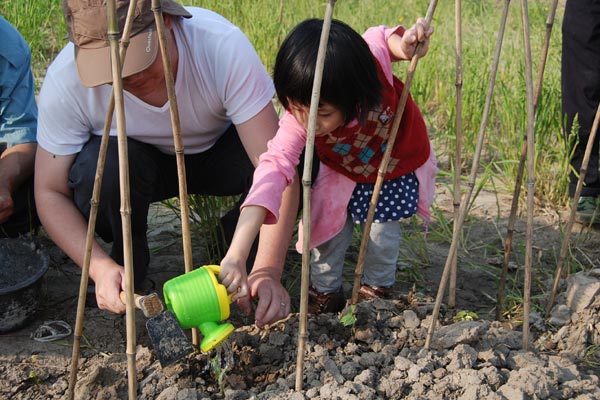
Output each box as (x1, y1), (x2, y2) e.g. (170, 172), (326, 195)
(308, 287), (346, 315)
(358, 284), (391, 301)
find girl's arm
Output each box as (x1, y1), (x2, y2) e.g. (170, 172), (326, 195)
(219, 205), (268, 300)
(388, 17), (434, 61)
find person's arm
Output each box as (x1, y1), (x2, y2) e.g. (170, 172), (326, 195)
(387, 17), (434, 61)
(34, 147), (127, 313)
(0, 26), (38, 223)
(0, 142), (36, 223)
(230, 102), (300, 327)
(219, 205), (267, 300)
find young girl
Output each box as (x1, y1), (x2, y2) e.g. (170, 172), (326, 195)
(219, 17), (437, 315)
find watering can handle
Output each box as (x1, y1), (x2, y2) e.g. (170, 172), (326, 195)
(202, 264), (235, 303)
(204, 264), (221, 275)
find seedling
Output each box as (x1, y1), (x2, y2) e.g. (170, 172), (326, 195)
(339, 304), (357, 327)
(452, 310), (479, 322)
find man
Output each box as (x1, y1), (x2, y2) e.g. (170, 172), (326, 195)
(0, 16), (39, 238)
(35, 0), (298, 327)
(563, 0), (600, 224)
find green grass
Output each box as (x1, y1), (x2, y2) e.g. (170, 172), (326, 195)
(3, 0), (568, 205)
(3, 0), (583, 315)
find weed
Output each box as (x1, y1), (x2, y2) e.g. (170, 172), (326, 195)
(582, 344), (600, 370)
(339, 305), (357, 327)
(452, 310), (479, 322)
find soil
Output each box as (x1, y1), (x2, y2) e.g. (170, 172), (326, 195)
(2, 182), (600, 400)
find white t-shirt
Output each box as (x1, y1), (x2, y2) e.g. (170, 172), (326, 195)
(37, 7), (275, 155)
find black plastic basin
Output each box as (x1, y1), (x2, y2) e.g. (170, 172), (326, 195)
(0, 239), (49, 333)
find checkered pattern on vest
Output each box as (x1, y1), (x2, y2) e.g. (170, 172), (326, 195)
(315, 61), (430, 184)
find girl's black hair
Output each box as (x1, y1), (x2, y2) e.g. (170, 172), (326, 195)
(273, 18), (383, 124)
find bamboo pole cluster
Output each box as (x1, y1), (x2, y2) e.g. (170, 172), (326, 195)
(67, 0), (195, 398)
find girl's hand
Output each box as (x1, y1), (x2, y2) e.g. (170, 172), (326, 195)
(392, 17), (435, 60)
(219, 257), (249, 302)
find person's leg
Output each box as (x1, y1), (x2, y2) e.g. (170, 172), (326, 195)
(562, 0), (600, 200)
(307, 216), (354, 313)
(310, 216), (354, 293)
(0, 176), (39, 238)
(360, 221), (402, 298)
(69, 136), (169, 287)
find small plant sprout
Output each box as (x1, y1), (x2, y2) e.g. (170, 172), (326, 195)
(453, 310), (479, 322)
(339, 304), (357, 327)
(209, 342), (234, 396)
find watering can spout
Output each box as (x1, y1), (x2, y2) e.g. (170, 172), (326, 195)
(163, 265), (235, 352)
(198, 321), (235, 353)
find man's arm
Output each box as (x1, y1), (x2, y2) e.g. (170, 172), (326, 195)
(34, 147), (127, 313)
(235, 102), (300, 327)
(0, 142), (36, 222)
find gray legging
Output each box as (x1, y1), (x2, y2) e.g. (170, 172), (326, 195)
(310, 215), (402, 293)
(68, 125), (254, 286)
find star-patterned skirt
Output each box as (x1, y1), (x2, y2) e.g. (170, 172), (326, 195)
(348, 172), (419, 223)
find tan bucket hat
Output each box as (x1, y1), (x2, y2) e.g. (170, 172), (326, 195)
(63, 0), (191, 87)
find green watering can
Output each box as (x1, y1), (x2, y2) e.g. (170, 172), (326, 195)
(163, 265), (234, 353)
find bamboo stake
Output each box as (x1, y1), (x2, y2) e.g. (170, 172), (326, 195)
(425, 0), (511, 349)
(448, 0), (463, 310)
(519, 0), (536, 351)
(67, 0), (137, 397)
(150, 0), (199, 348)
(497, 0), (559, 321)
(546, 103), (600, 315)
(295, 0), (336, 391)
(106, 0), (138, 396)
(350, 0), (439, 306)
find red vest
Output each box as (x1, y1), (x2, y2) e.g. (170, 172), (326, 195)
(315, 62), (430, 184)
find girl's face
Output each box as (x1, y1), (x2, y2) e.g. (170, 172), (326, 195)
(289, 101), (345, 137)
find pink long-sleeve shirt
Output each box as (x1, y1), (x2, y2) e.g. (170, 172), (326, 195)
(242, 25), (438, 252)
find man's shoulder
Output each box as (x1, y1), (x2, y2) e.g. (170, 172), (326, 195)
(39, 42), (90, 113)
(180, 7), (243, 38)
(43, 43), (79, 86)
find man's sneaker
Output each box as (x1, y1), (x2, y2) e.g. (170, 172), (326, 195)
(308, 286), (346, 315)
(575, 196), (600, 224)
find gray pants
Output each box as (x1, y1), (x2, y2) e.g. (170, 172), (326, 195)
(310, 215), (402, 293)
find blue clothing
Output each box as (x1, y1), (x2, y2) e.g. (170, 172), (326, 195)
(0, 16), (37, 149)
(349, 172), (419, 223)
(0, 17), (39, 237)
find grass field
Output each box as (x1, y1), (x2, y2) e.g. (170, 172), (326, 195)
(1, 0), (567, 207)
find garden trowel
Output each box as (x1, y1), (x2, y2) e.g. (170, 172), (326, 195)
(120, 292), (194, 367)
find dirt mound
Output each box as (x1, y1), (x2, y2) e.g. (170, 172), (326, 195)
(2, 199), (600, 399)
(2, 292), (600, 399)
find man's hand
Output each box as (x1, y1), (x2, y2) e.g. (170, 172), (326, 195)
(0, 142), (36, 223)
(91, 262), (126, 314)
(239, 267), (290, 328)
(0, 184), (14, 223)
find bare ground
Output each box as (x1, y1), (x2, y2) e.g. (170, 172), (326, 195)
(2, 182), (600, 399)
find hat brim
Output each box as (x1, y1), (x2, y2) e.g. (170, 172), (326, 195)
(75, 24), (159, 88)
